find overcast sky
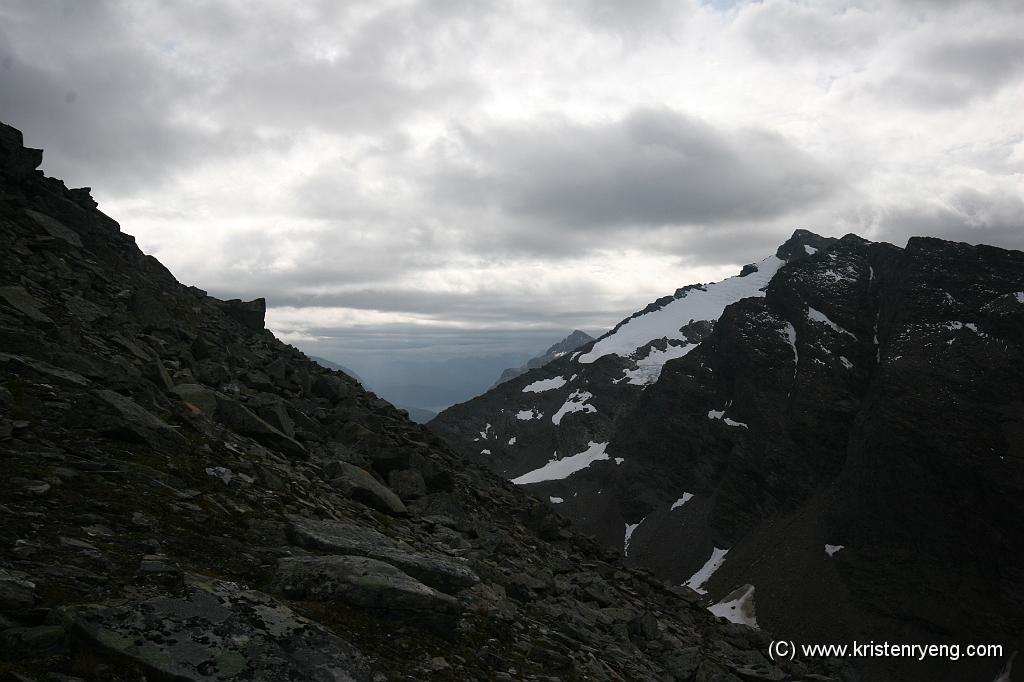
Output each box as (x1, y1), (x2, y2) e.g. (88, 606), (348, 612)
(1, 0), (1022, 393)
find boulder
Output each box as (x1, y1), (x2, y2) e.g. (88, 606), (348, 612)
(273, 555), (460, 637)
(63, 575), (371, 681)
(0, 568), (37, 611)
(313, 374), (351, 403)
(214, 395), (307, 459)
(0, 286), (53, 324)
(287, 516), (479, 594)
(327, 461), (407, 516)
(215, 298), (266, 331)
(91, 389), (186, 450)
(172, 383), (218, 414)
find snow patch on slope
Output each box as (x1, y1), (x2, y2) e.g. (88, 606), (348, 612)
(825, 544), (844, 557)
(707, 410), (748, 428)
(709, 584), (758, 628)
(807, 307), (857, 339)
(522, 376), (567, 393)
(623, 517), (646, 557)
(578, 255), (785, 364)
(684, 547), (729, 595)
(511, 442), (609, 485)
(621, 343), (698, 386)
(516, 409), (542, 420)
(551, 390), (597, 425)
(671, 493), (694, 510)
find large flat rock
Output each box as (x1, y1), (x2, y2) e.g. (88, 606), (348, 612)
(287, 516), (478, 594)
(273, 555), (459, 637)
(64, 575), (371, 682)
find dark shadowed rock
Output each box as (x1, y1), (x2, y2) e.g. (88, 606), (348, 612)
(0, 286), (53, 324)
(64, 575), (372, 681)
(0, 123), (42, 180)
(273, 555), (460, 637)
(327, 461), (408, 515)
(91, 389), (186, 449)
(214, 297), (266, 331)
(214, 395), (307, 459)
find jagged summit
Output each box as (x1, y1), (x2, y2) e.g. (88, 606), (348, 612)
(493, 329), (595, 386)
(0, 122), (853, 680)
(431, 226), (1024, 681)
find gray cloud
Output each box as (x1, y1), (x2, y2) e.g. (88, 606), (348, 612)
(0, 0), (483, 194)
(873, 36), (1024, 108)
(432, 108), (838, 238)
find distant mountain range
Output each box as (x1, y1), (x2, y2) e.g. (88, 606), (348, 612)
(492, 330), (594, 387)
(311, 356), (437, 423)
(431, 229), (1024, 682)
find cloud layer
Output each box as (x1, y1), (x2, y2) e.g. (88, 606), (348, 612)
(1, 0), (1021, 388)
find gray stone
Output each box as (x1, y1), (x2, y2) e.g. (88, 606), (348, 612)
(259, 401), (295, 437)
(0, 286), (52, 323)
(64, 575), (371, 682)
(287, 516), (479, 594)
(25, 210), (83, 248)
(388, 469), (427, 500)
(313, 374), (351, 403)
(0, 625), (67, 657)
(92, 389), (186, 449)
(214, 395), (307, 459)
(142, 360), (174, 392)
(273, 555), (459, 637)
(172, 383), (218, 414)
(328, 461), (407, 516)
(0, 568), (37, 611)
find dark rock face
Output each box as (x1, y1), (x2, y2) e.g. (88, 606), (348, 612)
(0, 122), (850, 680)
(432, 231), (1024, 681)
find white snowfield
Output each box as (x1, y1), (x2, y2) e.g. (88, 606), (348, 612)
(807, 306), (857, 339)
(551, 390), (597, 425)
(622, 343), (697, 385)
(708, 584), (758, 628)
(577, 255), (785, 364)
(623, 517), (646, 557)
(670, 493), (694, 510)
(515, 409), (542, 420)
(510, 441), (610, 485)
(684, 547), (729, 595)
(522, 376), (568, 393)
(825, 544), (844, 557)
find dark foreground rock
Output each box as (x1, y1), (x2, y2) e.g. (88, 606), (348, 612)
(64, 575), (372, 682)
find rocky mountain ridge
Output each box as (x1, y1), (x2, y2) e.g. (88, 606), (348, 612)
(0, 123), (855, 681)
(430, 230), (1024, 681)
(494, 331), (596, 387)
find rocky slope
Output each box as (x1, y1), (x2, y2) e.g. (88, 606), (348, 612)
(431, 231), (1024, 681)
(494, 331), (596, 387)
(0, 124), (857, 681)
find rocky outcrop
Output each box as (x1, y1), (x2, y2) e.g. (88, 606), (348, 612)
(64, 575), (372, 681)
(432, 231), (1024, 681)
(0, 121), (850, 680)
